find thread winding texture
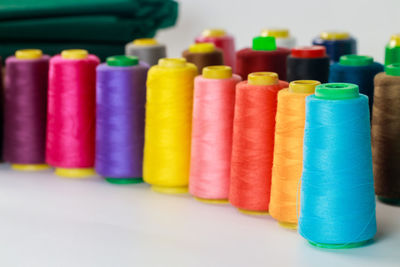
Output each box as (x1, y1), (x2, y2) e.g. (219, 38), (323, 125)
(299, 87), (376, 246)
(312, 37), (357, 63)
(143, 59), (197, 192)
(372, 73), (400, 200)
(230, 79), (288, 212)
(125, 42), (166, 66)
(95, 62), (149, 180)
(182, 49), (224, 74)
(195, 34), (236, 71)
(236, 48), (290, 81)
(4, 55), (49, 164)
(189, 73), (241, 200)
(269, 85), (315, 225)
(46, 54), (100, 168)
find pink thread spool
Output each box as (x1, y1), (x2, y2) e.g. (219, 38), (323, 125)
(189, 66), (241, 203)
(195, 29), (236, 72)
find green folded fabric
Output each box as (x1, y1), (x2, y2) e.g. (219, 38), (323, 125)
(0, 42), (125, 61)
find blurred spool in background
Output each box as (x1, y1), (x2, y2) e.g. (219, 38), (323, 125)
(236, 36), (290, 81)
(312, 31), (357, 63)
(286, 46), (330, 83)
(46, 49), (100, 178)
(125, 38), (167, 66)
(329, 54), (383, 113)
(3, 49), (50, 171)
(182, 43), (223, 74)
(96, 55), (149, 184)
(143, 58), (197, 194)
(372, 64), (400, 205)
(299, 83), (376, 249)
(269, 80), (320, 230)
(230, 72), (288, 214)
(195, 28), (236, 71)
(260, 28), (296, 49)
(385, 34), (400, 66)
(189, 65), (241, 203)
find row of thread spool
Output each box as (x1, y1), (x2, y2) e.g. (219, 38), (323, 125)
(2, 28), (400, 249)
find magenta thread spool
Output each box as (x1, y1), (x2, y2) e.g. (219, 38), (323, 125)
(96, 55), (149, 184)
(3, 49), (50, 171)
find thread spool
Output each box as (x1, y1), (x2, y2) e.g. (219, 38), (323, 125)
(330, 55), (383, 113)
(286, 46), (330, 83)
(299, 83), (376, 249)
(312, 31), (357, 63)
(236, 36), (290, 81)
(260, 28), (296, 48)
(182, 43), (224, 74)
(189, 66), (241, 203)
(96, 55), (149, 184)
(269, 80), (320, 230)
(230, 72), (288, 214)
(46, 49), (100, 178)
(143, 58), (197, 194)
(372, 64), (400, 205)
(125, 38), (166, 66)
(195, 28), (236, 71)
(3, 49), (50, 171)
(385, 34), (400, 66)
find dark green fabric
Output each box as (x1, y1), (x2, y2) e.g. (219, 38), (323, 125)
(0, 0), (178, 60)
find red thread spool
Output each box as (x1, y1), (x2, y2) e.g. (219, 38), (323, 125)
(46, 49), (100, 178)
(195, 29), (236, 71)
(236, 36), (290, 81)
(230, 72), (288, 214)
(189, 66), (241, 203)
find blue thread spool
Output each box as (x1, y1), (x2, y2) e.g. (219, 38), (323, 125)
(299, 83), (376, 249)
(312, 32), (357, 63)
(329, 55), (384, 114)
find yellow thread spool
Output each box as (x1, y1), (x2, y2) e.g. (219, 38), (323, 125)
(133, 38), (158, 46)
(261, 28), (289, 39)
(202, 29), (226, 38)
(54, 49), (95, 178)
(189, 43), (215, 53)
(320, 31), (350, 41)
(143, 58), (198, 194)
(15, 49), (43, 60)
(61, 49), (88, 60)
(248, 72), (278, 85)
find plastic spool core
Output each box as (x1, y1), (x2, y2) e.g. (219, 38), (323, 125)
(202, 65), (232, 79)
(195, 197), (229, 204)
(252, 36), (277, 51)
(389, 34), (400, 48)
(151, 185), (188, 194)
(339, 55), (373, 66)
(278, 221), (298, 230)
(61, 49), (88, 60)
(291, 46), (326, 58)
(15, 49), (42, 59)
(260, 28), (289, 39)
(105, 178), (143, 184)
(320, 31), (350, 40)
(289, 80), (320, 94)
(385, 63), (400, 76)
(12, 164), (50, 171)
(189, 43), (215, 53)
(315, 83), (359, 100)
(248, 72), (278, 85)
(238, 209), (269, 216)
(107, 55), (138, 66)
(202, 29), (226, 38)
(132, 38), (158, 46)
(158, 58), (187, 68)
(55, 168), (96, 178)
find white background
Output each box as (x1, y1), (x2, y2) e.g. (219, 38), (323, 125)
(158, 0), (400, 63)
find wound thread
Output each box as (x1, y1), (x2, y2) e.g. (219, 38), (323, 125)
(312, 31), (357, 63)
(125, 38), (166, 66)
(182, 43), (224, 74)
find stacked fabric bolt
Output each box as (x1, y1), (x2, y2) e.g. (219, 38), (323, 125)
(0, 0), (178, 61)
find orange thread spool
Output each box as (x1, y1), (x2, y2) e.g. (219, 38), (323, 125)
(269, 80), (320, 229)
(230, 72), (288, 214)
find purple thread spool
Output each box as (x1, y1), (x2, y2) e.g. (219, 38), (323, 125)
(3, 49), (50, 171)
(96, 55), (149, 184)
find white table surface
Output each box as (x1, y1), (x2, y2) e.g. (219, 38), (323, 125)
(0, 163), (399, 267)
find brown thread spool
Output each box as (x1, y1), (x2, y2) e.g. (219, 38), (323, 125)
(182, 43), (224, 74)
(372, 64), (400, 205)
